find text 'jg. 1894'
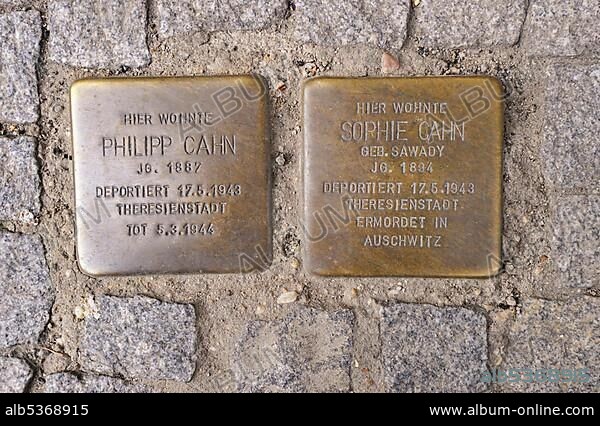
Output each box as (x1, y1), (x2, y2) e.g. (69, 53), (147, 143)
(302, 77), (504, 277)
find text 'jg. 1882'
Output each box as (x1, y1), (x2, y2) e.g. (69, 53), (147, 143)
(71, 76), (272, 275)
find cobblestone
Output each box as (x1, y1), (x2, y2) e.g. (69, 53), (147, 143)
(80, 295), (196, 381)
(232, 306), (353, 392)
(0, 10), (41, 123)
(522, 0), (600, 56)
(293, 0), (410, 48)
(413, 0), (526, 48)
(0, 232), (53, 348)
(0, 136), (40, 222)
(48, 0), (150, 69)
(0, 357), (32, 393)
(44, 372), (148, 393)
(158, 0), (287, 37)
(542, 64), (599, 191)
(501, 297), (599, 392)
(381, 303), (489, 392)
(551, 196), (599, 288)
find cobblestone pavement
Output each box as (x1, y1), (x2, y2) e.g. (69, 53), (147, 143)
(0, 0), (598, 393)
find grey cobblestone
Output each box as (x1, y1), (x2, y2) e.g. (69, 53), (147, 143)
(501, 297), (599, 392)
(0, 1), (36, 5)
(0, 136), (40, 222)
(551, 196), (599, 288)
(80, 295), (196, 382)
(381, 303), (489, 393)
(0, 232), (53, 348)
(413, 0), (526, 48)
(232, 306), (353, 392)
(542, 63), (599, 191)
(158, 0), (288, 37)
(48, 0), (150, 69)
(0, 357), (32, 393)
(522, 0), (600, 56)
(293, 0), (410, 48)
(44, 372), (148, 393)
(0, 10), (41, 123)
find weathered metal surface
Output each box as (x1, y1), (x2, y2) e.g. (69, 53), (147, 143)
(72, 76), (271, 276)
(303, 77), (503, 277)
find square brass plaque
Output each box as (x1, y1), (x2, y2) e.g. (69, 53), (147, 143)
(72, 76), (271, 276)
(303, 77), (503, 277)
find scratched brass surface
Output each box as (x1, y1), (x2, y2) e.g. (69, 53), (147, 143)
(71, 76), (271, 276)
(303, 77), (503, 277)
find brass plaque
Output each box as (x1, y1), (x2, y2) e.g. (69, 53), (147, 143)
(303, 77), (503, 277)
(72, 76), (271, 276)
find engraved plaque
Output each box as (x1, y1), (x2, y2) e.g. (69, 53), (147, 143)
(303, 77), (503, 277)
(72, 76), (271, 276)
